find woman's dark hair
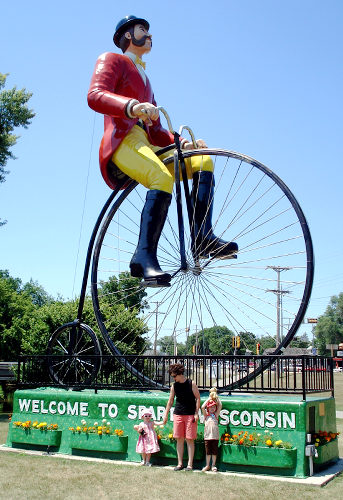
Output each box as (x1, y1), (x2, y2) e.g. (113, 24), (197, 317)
(169, 363), (185, 376)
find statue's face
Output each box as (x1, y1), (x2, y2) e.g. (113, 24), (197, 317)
(125, 23), (152, 55)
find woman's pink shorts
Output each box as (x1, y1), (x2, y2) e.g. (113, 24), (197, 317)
(173, 414), (198, 440)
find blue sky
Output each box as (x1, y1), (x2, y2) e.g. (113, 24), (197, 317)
(1, 0), (342, 342)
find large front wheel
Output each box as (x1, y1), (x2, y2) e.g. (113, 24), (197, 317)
(91, 149), (314, 386)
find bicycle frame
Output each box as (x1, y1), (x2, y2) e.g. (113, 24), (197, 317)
(74, 107), (195, 319)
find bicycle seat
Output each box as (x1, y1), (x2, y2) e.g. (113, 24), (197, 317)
(103, 160), (131, 190)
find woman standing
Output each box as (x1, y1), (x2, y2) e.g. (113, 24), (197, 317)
(162, 363), (200, 471)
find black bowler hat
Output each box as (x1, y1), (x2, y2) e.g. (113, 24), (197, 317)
(113, 15), (150, 47)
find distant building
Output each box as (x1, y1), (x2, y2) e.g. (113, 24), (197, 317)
(263, 347), (312, 356)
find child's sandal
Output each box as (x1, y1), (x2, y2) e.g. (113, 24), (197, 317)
(212, 466), (218, 472)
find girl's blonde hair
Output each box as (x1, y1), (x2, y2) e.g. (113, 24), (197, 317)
(209, 387), (219, 402)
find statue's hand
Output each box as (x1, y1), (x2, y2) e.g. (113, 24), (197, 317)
(132, 102), (159, 126)
(183, 138), (208, 150)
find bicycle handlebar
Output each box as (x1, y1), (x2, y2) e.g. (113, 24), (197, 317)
(157, 107), (197, 149)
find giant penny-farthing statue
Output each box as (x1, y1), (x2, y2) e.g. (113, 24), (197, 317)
(47, 15), (314, 389)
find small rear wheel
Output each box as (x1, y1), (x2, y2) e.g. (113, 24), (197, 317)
(47, 322), (101, 385)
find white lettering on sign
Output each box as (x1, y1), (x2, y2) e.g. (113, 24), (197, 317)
(240, 411), (251, 426)
(219, 409), (229, 426)
(67, 401), (79, 416)
(108, 404), (118, 418)
(127, 405), (137, 420)
(80, 403), (89, 416)
(283, 412), (296, 429)
(98, 403), (108, 418)
(15, 398), (296, 430)
(252, 411), (264, 428)
(32, 400), (39, 413)
(49, 401), (57, 414)
(230, 410), (240, 426)
(19, 399), (31, 412)
(157, 406), (165, 421)
(17, 398), (89, 417)
(265, 411), (276, 428)
(219, 409), (296, 429)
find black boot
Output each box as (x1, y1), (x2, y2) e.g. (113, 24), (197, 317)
(192, 171), (238, 259)
(130, 190), (172, 284)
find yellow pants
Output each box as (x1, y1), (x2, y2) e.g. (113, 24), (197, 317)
(112, 125), (213, 194)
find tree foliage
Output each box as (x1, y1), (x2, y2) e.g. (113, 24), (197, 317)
(0, 73), (35, 225)
(185, 326), (235, 355)
(99, 271), (148, 313)
(0, 270), (149, 360)
(314, 293), (343, 355)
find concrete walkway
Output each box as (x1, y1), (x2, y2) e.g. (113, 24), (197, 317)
(336, 411), (343, 419)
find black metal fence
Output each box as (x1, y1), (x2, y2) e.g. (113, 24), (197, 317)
(16, 355), (334, 400)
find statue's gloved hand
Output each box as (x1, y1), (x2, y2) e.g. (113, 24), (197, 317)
(183, 138), (208, 150)
(132, 102), (159, 126)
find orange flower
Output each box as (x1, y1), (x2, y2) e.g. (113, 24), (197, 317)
(225, 437), (229, 442)
(239, 439), (244, 445)
(249, 436), (253, 441)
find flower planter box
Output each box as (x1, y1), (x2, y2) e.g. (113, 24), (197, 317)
(11, 427), (62, 447)
(221, 444), (297, 469)
(70, 433), (128, 453)
(157, 439), (205, 460)
(314, 440), (339, 465)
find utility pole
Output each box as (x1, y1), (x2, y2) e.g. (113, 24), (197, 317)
(195, 325), (198, 355)
(266, 266), (291, 346)
(173, 329), (177, 356)
(151, 302), (165, 355)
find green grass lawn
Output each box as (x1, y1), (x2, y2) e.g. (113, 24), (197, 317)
(1, 374), (343, 499)
(0, 416), (342, 500)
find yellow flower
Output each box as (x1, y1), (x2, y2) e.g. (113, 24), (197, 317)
(76, 426), (81, 432)
(275, 440), (282, 446)
(168, 433), (173, 439)
(266, 439), (272, 446)
(98, 430), (102, 435)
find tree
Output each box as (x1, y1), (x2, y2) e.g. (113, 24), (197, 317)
(185, 326), (234, 355)
(157, 335), (186, 355)
(0, 73), (35, 225)
(0, 269), (149, 360)
(258, 335), (278, 353)
(99, 271), (148, 313)
(314, 293), (343, 355)
(290, 333), (310, 349)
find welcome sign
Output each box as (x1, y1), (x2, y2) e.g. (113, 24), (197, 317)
(17, 397), (296, 430)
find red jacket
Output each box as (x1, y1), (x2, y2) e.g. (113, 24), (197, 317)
(88, 52), (174, 189)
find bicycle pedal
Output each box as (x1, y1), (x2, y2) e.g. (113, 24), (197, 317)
(141, 279), (171, 288)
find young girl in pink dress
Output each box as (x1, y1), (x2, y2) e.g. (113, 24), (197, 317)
(134, 410), (160, 466)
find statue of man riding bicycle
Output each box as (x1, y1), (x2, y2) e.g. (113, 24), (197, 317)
(88, 15), (238, 286)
